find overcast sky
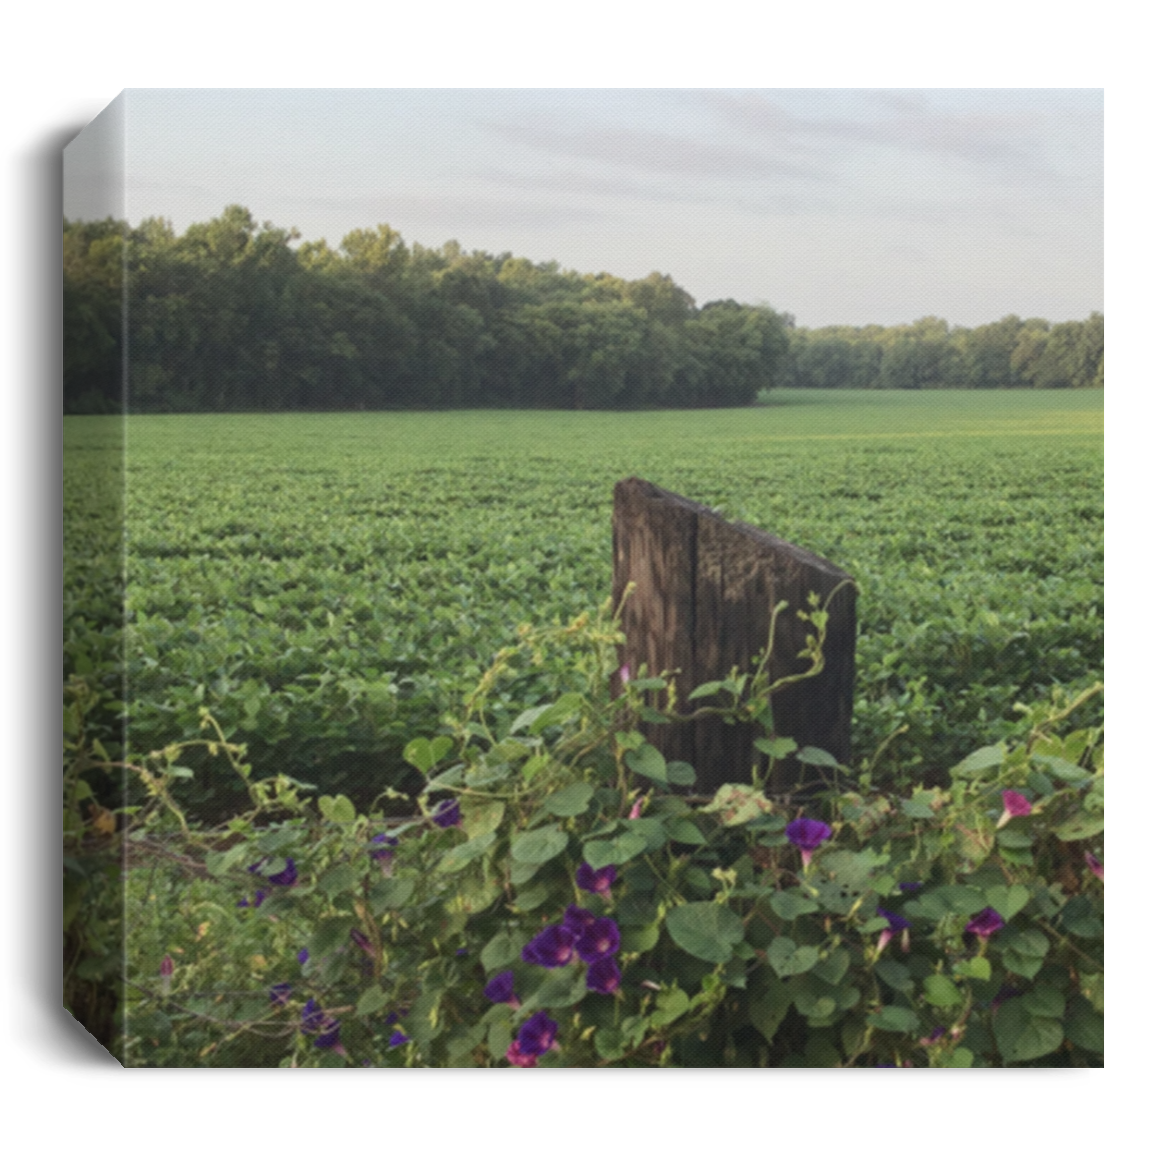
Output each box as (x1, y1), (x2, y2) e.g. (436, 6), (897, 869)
(64, 88), (1102, 328)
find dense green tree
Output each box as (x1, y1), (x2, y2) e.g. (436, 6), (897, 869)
(64, 207), (1100, 411)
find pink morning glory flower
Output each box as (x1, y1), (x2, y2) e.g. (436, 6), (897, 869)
(618, 665), (631, 686)
(1085, 851), (1104, 881)
(997, 790), (1032, 828)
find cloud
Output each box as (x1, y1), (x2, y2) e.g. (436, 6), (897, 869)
(480, 118), (829, 182)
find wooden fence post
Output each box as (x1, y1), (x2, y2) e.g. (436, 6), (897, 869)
(611, 477), (856, 795)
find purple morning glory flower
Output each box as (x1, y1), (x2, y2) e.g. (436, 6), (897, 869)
(484, 970), (518, 1006)
(898, 881), (923, 893)
(586, 956), (622, 995)
(516, 1011), (559, 1058)
(297, 947), (309, 965)
(350, 928), (374, 957)
(267, 858), (297, 886)
(505, 1040), (537, 1066)
(269, 982), (292, 1006)
(785, 817), (833, 867)
(576, 863), (617, 897)
(388, 1030), (410, 1048)
(965, 907), (1005, 939)
(237, 888), (267, 909)
(522, 925), (576, 968)
(247, 860), (266, 874)
(1085, 851), (1104, 881)
(301, 999), (344, 1052)
(876, 908), (912, 953)
(562, 904), (598, 936)
(301, 998), (327, 1033)
(431, 798), (461, 828)
(369, 832), (398, 862)
(575, 918), (620, 963)
(920, 1026), (947, 1045)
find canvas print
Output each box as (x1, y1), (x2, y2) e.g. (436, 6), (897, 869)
(62, 89), (1103, 1067)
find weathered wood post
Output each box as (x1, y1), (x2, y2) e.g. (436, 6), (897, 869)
(612, 477), (856, 795)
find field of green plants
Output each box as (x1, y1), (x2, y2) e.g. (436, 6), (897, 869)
(65, 388), (1103, 807)
(60, 390), (1099, 1062)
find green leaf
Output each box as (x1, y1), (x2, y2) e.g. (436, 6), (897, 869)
(943, 1047), (974, 1068)
(768, 936), (821, 978)
(310, 916), (354, 958)
(667, 761), (697, 787)
(1064, 996), (1104, 1053)
(900, 797), (936, 819)
(544, 782), (594, 817)
(666, 817), (707, 845)
(481, 931), (519, 973)
(868, 1005), (920, 1034)
(985, 884), (1031, 921)
(521, 968), (587, 1011)
(688, 680), (726, 701)
(874, 960), (914, 994)
(950, 743), (1006, 778)
(368, 877), (414, 913)
(403, 738), (436, 774)
(747, 970), (792, 1045)
(621, 922), (660, 952)
(625, 743), (667, 784)
(1022, 986), (1065, 1019)
(703, 783), (774, 825)
(356, 986), (389, 1017)
(797, 746), (840, 768)
(649, 987), (691, 1028)
(1059, 896), (1103, 938)
(1003, 928), (1049, 958)
(996, 828), (1034, 849)
(318, 862), (359, 897)
(754, 736), (798, 760)
(438, 830), (496, 873)
(318, 793), (357, 823)
(521, 753), (550, 783)
(1003, 951), (1045, 980)
(993, 1001), (1064, 1062)
(923, 974), (962, 1008)
(812, 948), (850, 986)
(665, 902), (746, 964)
(511, 826), (568, 865)
(1032, 753), (1093, 784)
(463, 800), (505, 839)
(770, 890), (820, 920)
(953, 957), (991, 982)
(584, 831), (648, 869)
(1053, 811), (1105, 842)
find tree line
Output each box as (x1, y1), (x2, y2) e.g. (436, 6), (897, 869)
(64, 206), (1103, 413)
(777, 312), (1103, 392)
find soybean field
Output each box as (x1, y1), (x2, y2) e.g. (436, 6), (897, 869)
(63, 389), (1103, 811)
